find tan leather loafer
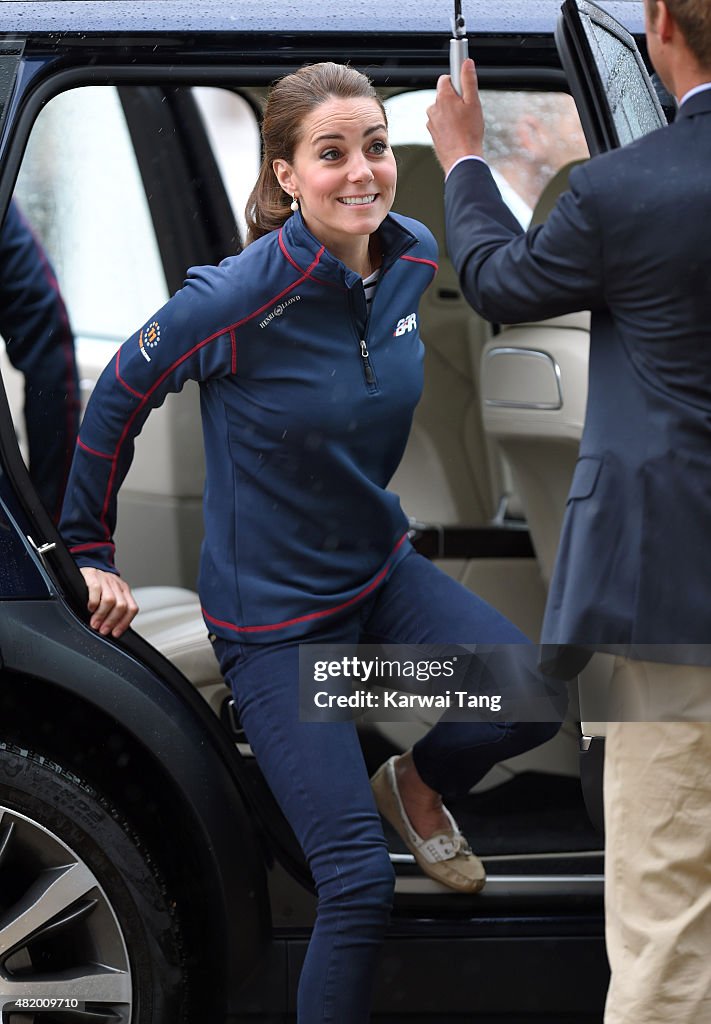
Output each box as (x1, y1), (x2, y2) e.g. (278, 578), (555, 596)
(371, 756), (486, 893)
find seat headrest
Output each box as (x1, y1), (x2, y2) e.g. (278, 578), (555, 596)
(392, 143), (445, 250)
(530, 158), (588, 227)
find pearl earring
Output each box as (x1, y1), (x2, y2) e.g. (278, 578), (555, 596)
(290, 194), (299, 213)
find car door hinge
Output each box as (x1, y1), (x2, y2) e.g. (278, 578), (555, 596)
(27, 535), (57, 566)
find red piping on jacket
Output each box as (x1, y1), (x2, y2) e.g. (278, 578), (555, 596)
(115, 349), (145, 399)
(77, 437), (113, 460)
(69, 541), (116, 554)
(230, 329), (237, 375)
(400, 254), (439, 272)
(84, 248), (326, 541)
(278, 229), (345, 290)
(202, 532), (409, 634)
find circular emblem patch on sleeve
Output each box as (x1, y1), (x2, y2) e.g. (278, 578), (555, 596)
(138, 320), (161, 362)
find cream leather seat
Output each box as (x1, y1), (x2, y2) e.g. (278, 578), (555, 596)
(389, 144), (503, 527)
(480, 160), (590, 585)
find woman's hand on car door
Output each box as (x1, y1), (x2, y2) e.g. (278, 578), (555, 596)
(80, 566), (139, 638)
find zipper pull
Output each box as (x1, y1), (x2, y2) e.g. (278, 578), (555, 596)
(360, 340), (375, 384)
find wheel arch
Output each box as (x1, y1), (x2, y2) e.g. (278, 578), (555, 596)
(0, 599), (272, 1018)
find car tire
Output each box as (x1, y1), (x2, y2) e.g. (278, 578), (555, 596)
(0, 742), (187, 1023)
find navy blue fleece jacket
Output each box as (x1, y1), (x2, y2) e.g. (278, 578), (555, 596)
(60, 210), (438, 642)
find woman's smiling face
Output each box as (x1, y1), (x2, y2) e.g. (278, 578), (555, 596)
(273, 96), (397, 256)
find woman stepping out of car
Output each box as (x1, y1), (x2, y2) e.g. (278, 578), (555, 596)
(61, 62), (563, 1023)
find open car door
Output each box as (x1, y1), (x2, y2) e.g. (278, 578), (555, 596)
(555, 0), (667, 155)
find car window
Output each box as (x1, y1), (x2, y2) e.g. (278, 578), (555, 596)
(192, 87), (261, 243)
(385, 89), (589, 227)
(13, 85), (168, 349)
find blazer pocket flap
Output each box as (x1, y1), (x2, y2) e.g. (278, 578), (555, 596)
(567, 456), (603, 502)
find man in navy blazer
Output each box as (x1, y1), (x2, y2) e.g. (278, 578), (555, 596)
(428, 1), (711, 1021)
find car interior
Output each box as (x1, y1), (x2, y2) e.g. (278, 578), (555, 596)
(0, 78), (607, 884)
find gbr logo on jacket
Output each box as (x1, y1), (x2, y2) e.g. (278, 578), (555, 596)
(393, 313), (418, 336)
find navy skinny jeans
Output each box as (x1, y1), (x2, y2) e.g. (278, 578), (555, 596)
(213, 548), (563, 1023)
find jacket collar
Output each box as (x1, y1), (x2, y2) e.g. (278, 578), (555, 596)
(278, 209), (417, 289)
(677, 82), (711, 119)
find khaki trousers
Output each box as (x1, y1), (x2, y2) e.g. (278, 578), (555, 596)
(603, 658), (711, 1024)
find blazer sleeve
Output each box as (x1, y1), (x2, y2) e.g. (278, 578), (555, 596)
(59, 265), (237, 573)
(445, 158), (605, 324)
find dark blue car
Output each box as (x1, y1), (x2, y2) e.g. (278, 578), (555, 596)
(0, 2), (664, 1020)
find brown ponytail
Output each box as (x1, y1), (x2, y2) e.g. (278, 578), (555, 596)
(245, 62), (386, 245)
